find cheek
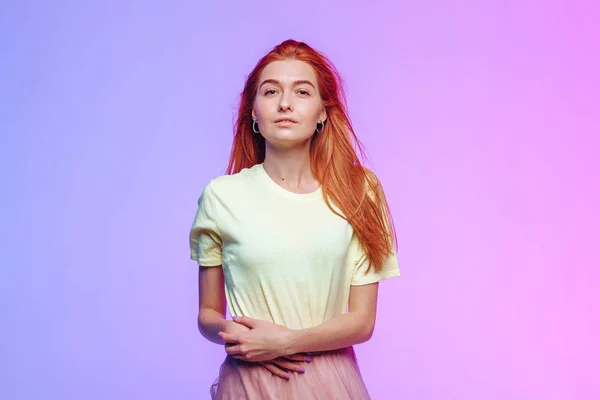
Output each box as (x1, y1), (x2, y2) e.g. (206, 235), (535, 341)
(299, 101), (323, 120)
(253, 98), (273, 116)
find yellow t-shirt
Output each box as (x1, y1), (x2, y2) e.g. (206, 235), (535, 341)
(189, 163), (399, 330)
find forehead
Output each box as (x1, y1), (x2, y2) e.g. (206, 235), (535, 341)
(259, 59), (318, 85)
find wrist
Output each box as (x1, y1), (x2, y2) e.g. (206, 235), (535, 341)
(282, 328), (299, 356)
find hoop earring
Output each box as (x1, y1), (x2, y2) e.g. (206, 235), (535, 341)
(252, 120), (260, 134)
(316, 120), (325, 133)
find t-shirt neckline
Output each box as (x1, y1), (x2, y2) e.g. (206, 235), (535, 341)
(255, 163), (323, 200)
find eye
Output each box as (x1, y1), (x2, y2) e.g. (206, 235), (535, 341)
(298, 89), (310, 96)
(264, 89), (277, 95)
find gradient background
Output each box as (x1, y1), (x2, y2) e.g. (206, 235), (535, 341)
(2, 0), (599, 399)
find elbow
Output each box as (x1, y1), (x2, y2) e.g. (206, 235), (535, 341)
(197, 310), (213, 338)
(197, 313), (206, 336)
(363, 325), (375, 343)
(358, 315), (376, 343)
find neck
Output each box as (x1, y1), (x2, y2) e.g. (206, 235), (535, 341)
(262, 142), (319, 191)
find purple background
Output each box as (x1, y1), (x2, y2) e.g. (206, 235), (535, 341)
(2, 0), (599, 399)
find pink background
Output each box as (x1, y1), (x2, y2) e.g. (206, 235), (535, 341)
(2, 0), (598, 398)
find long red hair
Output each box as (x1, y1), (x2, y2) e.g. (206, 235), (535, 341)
(226, 39), (397, 272)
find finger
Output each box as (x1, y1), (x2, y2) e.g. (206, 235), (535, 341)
(260, 362), (291, 380)
(283, 354), (313, 363)
(232, 315), (257, 329)
(224, 345), (242, 355)
(272, 358), (306, 373)
(218, 332), (238, 343)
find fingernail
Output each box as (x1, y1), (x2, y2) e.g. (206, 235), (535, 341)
(299, 367), (305, 373)
(306, 352), (312, 355)
(232, 316), (239, 320)
(306, 357), (312, 362)
(285, 374), (290, 379)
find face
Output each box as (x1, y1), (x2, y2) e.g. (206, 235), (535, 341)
(252, 59), (327, 148)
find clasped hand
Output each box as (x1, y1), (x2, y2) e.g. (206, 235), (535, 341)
(219, 316), (292, 362)
(218, 316), (312, 379)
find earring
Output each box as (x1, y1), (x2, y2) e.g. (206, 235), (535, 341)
(252, 119), (260, 134)
(316, 120), (325, 133)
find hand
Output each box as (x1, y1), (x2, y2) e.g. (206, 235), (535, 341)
(221, 317), (311, 379)
(218, 316), (294, 362)
(259, 353), (313, 379)
(222, 319), (251, 337)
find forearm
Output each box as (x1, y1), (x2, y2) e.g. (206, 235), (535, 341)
(198, 307), (231, 345)
(285, 311), (374, 355)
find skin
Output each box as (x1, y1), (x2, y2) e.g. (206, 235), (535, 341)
(251, 59), (326, 193)
(198, 59), (380, 380)
(198, 267), (311, 379)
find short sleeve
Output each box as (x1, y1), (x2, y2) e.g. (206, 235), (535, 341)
(351, 236), (400, 285)
(189, 181), (223, 267)
(350, 171), (400, 286)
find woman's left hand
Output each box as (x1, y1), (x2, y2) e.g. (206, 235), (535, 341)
(218, 316), (293, 362)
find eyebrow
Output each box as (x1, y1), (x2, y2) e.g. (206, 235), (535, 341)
(259, 79), (316, 89)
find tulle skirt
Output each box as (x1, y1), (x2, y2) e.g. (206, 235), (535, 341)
(210, 346), (371, 399)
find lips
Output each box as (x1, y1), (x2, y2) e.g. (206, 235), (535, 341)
(275, 118), (298, 123)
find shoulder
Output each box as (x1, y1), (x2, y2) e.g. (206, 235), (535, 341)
(361, 167), (380, 186)
(203, 164), (259, 199)
(359, 167), (384, 198)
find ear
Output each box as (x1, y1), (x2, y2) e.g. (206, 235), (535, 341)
(319, 108), (327, 124)
(251, 110), (256, 121)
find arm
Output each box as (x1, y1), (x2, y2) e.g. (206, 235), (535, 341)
(284, 282), (379, 355)
(222, 283), (379, 360)
(198, 265), (310, 378)
(197, 265), (245, 345)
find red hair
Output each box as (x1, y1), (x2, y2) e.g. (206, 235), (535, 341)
(226, 39), (397, 272)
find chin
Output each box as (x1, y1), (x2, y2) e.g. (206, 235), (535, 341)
(264, 131), (313, 144)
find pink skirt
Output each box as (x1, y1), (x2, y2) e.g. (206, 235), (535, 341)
(210, 346), (371, 399)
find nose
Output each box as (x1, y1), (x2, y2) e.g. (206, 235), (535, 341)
(278, 91), (292, 111)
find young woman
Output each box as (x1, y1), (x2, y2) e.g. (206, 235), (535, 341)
(190, 39), (400, 399)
